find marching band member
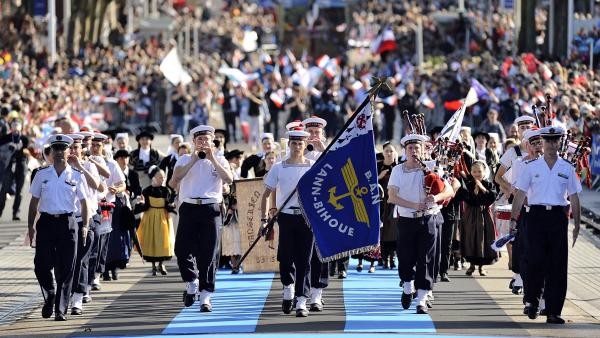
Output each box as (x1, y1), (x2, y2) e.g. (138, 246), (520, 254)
(508, 127), (544, 315)
(67, 134), (101, 316)
(171, 125), (233, 312)
(494, 115), (535, 292)
(240, 133), (276, 178)
(88, 133), (126, 291)
(302, 116), (329, 311)
(261, 128), (315, 317)
(510, 126), (582, 324)
(28, 135), (89, 321)
(388, 134), (453, 314)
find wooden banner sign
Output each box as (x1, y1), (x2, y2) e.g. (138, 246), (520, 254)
(234, 178), (279, 273)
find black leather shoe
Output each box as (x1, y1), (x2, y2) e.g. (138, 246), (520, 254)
(512, 286), (523, 295)
(111, 269), (118, 280)
(296, 308), (309, 317)
(282, 299), (293, 314)
(200, 303), (212, 312)
(440, 273), (451, 282)
(546, 315), (565, 324)
(71, 307), (82, 315)
(401, 292), (412, 310)
(54, 313), (67, 321)
(509, 279), (515, 289)
(309, 302), (323, 312)
(12, 216), (20, 221)
(416, 305), (428, 314)
(102, 271), (111, 281)
(527, 305), (539, 319)
(41, 293), (55, 318)
(183, 291), (195, 307)
(523, 306), (529, 315)
(539, 308), (547, 316)
(426, 299), (433, 309)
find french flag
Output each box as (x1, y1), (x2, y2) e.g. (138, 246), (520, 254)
(371, 27), (397, 55)
(315, 54), (339, 79)
(418, 92), (435, 109)
(269, 90), (285, 108)
(470, 78), (489, 100)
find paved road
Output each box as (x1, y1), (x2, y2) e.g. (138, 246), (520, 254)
(1, 135), (600, 336)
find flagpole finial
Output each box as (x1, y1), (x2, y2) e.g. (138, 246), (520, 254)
(368, 76), (393, 97)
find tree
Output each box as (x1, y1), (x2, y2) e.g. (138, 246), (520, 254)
(518, 0), (537, 53)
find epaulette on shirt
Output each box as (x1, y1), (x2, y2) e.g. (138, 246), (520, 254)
(39, 165), (51, 170)
(72, 167), (82, 173)
(524, 158), (540, 164)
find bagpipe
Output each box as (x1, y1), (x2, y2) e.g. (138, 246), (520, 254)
(533, 95), (592, 187)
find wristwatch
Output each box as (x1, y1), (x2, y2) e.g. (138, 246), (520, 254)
(261, 218), (268, 223)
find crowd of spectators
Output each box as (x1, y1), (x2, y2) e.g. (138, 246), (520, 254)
(0, 0), (598, 158)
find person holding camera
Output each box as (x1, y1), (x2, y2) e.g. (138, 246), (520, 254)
(170, 125), (233, 312)
(0, 119), (29, 221)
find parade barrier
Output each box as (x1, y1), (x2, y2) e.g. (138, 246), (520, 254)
(235, 178), (279, 273)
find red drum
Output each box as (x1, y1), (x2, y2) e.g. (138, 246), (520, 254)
(495, 204), (512, 221)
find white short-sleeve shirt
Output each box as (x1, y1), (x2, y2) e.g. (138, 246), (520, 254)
(79, 160), (100, 214)
(515, 157), (582, 206)
(499, 145), (528, 169)
(388, 164), (427, 217)
(263, 160), (314, 212)
(29, 165), (87, 214)
(104, 158), (126, 202)
(175, 154), (231, 201)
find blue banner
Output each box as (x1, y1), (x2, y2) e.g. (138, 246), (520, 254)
(591, 134), (600, 175)
(33, 0), (47, 17)
(298, 102), (380, 262)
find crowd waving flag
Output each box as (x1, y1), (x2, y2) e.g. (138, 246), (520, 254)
(437, 87), (478, 142)
(298, 96), (381, 262)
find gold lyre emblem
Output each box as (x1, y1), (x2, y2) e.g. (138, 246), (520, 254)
(327, 158), (370, 227)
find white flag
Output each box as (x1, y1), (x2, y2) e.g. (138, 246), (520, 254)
(159, 48), (192, 86)
(437, 88), (477, 142)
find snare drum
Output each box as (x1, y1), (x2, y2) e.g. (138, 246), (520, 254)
(495, 204), (512, 221)
(494, 204), (512, 238)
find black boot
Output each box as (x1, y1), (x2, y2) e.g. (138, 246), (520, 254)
(111, 269), (118, 280)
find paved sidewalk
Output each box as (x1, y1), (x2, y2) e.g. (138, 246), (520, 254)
(0, 227), (38, 327)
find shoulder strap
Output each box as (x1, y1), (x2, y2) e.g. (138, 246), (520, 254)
(513, 145), (522, 157)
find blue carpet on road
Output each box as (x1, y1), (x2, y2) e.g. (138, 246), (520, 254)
(162, 271), (275, 334)
(343, 261), (436, 333)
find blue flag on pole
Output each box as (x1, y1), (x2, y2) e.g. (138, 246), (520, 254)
(298, 102), (380, 262)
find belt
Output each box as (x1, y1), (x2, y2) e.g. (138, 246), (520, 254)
(398, 209), (439, 219)
(280, 207), (303, 215)
(41, 212), (73, 218)
(529, 205), (567, 212)
(182, 198), (220, 205)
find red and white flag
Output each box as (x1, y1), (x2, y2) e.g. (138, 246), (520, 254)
(371, 27), (397, 55)
(269, 90), (285, 108)
(418, 92), (435, 109)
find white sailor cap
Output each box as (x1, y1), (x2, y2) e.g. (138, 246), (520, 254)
(115, 132), (129, 141)
(77, 131), (94, 139)
(261, 132), (275, 141)
(286, 120), (303, 131)
(302, 116), (327, 128)
(540, 126), (565, 138)
(48, 134), (74, 147)
(92, 133), (108, 141)
(514, 115), (536, 125)
(190, 125), (215, 136)
(460, 126), (472, 134)
(287, 129), (310, 140)
(67, 133), (85, 142)
(522, 128), (541, 142)
(400, 134), (429, 146)
(170, 134), (184, 142)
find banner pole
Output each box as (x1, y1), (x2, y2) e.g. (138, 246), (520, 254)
(235, 78), (388, 269)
